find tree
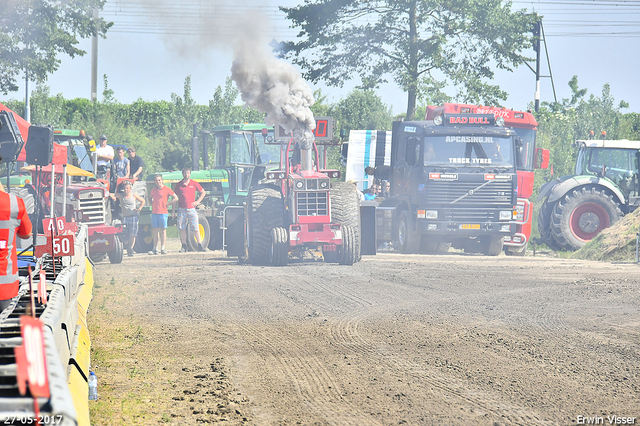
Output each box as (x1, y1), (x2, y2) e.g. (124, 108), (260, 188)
(0, 0), (112, 95)
(281, 0), (537, 120)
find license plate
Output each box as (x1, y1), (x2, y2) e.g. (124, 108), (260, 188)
(460, 224), (481, 230)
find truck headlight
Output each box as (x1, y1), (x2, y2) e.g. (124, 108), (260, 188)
(426, 210), (438, 219)
(499, 210), (512, 220)
(514, 204), (525, 221)
(295, 180), (304, 189)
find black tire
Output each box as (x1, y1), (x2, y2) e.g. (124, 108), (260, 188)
(481, 235), (504, 256)
(536, 199), (562, 251)
(247, 184), (284, 265)
(186, 213), (211, 251)
(397, 210), (420, 253)
(269, 227), (289, 266)
(9, 187), (35, 214)
(89, 253), (106, 263)
(134, 223), (154, 253)
(339, 225), (357, 265)
(505, 242), (527, 256)
(330, 182), (361, 262)
(421, 236), (450, 254)
(323, 248), (340, 263)
(108, 236), (124, 264)
(550, 186), (623, 251)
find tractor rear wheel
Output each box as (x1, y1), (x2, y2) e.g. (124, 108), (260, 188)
(330, 182), (361, 262)
(186, 213), (210, 251)
(270, 227), (289, 266)
(9, 187), (35, 214)
(536, 199), (562, 251)
(135, 223), (154, 253)
(397, 210), (420, 254)
(247, 184), (284, 265)
(339, 225), (357, 265)
(108, 236), (124, 264)
(550, 186), (622, 251)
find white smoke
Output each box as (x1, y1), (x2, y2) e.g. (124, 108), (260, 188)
(230, 10), (316, 147)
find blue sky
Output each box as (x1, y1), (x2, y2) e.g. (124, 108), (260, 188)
(6, 0), (640, 115)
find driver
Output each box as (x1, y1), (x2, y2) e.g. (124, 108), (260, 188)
(96, 135), (114, 179)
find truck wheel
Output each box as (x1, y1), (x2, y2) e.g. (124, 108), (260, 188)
(339, 225), (357, 265)
(550, 187), (622, 251)
(330, 182), (362, 262)
(9, 187), (35, 214)
(108, 236), (124, 264)
(269, 227), (289, 266)
(397, 210), (419, 254)
(247, 184), (284, 265)
(135, 224), (154, 253)
(481, 235), (503, 256)
(536, 199), (562, 251)
(186, 213), (210, 251)
(505, 242), (527, 256)
(421, 236), (450, 254)
(323, 247), (340, 263)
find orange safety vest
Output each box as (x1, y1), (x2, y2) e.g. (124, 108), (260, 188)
(0, 192), (32, 300)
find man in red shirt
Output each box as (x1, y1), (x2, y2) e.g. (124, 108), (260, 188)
(0, 155), (34, 311)
(149, 174), (178, 255)
(173, 167), (206, 252)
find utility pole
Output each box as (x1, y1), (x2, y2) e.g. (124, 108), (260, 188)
(533, 20), (541, 113)
(91, 7), (99, 102)
(24, 66), (30, 122)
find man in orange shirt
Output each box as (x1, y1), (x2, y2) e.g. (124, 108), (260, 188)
(0, 154), (33, 311)
(149, 174), (178, 255)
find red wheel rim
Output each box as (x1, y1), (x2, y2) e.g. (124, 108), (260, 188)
(569, 202), (610, 242)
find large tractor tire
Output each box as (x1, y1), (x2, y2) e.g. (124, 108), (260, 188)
(481, 235), (504, 256)
(186, 213), (211, 251)
(397, 210), (420, 254)
(269, 227), (289, 266)
(329, 181), (362, 262)
(9, 187), (35, 214)
(134, 223), (154, 253)
(108, 236), (124, 264)
(339, 225), (357, 265)
(536, 199), (562, 251)
(247, 184), (285, 265)
(550, 186), (623, 251)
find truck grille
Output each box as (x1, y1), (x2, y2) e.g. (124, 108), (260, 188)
(426, 181), (513, 207)
(297, 191), (328, 216)
(443, 208), (498, 222)
(79, 199), (106, 224)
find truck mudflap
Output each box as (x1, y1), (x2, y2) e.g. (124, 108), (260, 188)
(360, 203), (377, 255)
(289, 223), (342, 246)
(88, 225), (120, 254)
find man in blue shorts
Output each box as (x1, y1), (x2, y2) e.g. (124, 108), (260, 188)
(149, 174), (178, 255)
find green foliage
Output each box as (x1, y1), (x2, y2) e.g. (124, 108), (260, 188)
(533, 76), (632, 199)
(281, 0), (537, 120)
(0, 0), (112, 95)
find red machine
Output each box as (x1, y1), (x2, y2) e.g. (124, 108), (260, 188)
(245, 124), (360, 266)
(425, 103), (549, 255)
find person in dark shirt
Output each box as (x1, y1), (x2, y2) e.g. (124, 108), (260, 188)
(127, 147), (145, 181)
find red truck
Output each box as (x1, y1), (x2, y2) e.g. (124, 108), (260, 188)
(425, 103), (549, 255)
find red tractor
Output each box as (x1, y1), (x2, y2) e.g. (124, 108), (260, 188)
(245, 124), (361, 266)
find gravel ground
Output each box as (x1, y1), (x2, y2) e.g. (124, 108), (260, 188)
(88, 240), (640, 425)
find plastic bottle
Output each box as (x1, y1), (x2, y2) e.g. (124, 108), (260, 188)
(88, 371), (98, 400)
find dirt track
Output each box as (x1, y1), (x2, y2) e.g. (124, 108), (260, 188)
(89, 242), (640, 425)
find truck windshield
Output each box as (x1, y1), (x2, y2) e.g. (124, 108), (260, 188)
(423, 135), (515, 168)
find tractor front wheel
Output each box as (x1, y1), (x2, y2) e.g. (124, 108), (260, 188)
(186, 213), (210, 251)
(108, 236), (124, 264)
(135, 223), (154, 253)
(247, 184), (284, 265)
(270, 227), (289, 266)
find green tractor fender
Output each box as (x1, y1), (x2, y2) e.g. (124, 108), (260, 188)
(544, 175), (626, 205)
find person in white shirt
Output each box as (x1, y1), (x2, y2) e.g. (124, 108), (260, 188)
(96, 134), (114, 179)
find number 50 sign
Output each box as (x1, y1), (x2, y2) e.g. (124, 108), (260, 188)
(35, 234), (75, 258)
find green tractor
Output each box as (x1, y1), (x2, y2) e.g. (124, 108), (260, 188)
(537, 139), (640, 251)
(136, 123), (282, 254)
